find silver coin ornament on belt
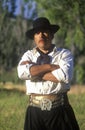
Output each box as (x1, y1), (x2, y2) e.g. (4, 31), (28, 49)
(39, 98), (52, 111)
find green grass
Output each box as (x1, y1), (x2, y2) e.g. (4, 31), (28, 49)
(68, 94), (85, 130)
(0, 86), (85, 130)
(0, 88), (28, 130)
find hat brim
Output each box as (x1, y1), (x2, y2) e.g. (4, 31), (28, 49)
(26, 25), (60, 39)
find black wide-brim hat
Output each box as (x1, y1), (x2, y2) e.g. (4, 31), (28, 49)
(26, 17), (60, 39)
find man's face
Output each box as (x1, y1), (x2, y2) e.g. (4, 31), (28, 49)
(34, 29), (53, 50)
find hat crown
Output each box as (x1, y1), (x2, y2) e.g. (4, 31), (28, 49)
(33, 17), (51, 29)
(26, 17), (60, 39)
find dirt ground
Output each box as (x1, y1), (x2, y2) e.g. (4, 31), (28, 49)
(68, 85), (85, 94)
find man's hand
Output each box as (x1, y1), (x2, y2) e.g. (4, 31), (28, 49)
(20, 60), (36, 65)
(31, 75), (43, 82)
(49, 64), (60, 71)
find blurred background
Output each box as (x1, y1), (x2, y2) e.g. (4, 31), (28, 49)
(0, 0), (85, 85)
(0, 0), (85, 130)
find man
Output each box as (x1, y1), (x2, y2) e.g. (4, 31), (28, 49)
(17, 17), (80, 130)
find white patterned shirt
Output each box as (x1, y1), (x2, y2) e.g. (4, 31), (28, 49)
(17, 46), (73, 95)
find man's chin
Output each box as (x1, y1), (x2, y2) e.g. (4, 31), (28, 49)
(39, 40), (45, 44)
(38, 42), (46, 47)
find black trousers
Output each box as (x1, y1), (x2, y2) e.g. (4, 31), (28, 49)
(24, 104), (80, 130)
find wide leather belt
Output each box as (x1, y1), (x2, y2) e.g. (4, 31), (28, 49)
(29, 93), (69, 111)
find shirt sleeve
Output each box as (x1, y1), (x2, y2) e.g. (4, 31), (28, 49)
(17, 51), (33, 80)
(51, 49), (73, 83)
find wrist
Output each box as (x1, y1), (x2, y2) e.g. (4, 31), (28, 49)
(50, 64), (60, 71)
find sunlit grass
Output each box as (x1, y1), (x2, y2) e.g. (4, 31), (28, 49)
(0, 88), (28, 130)
(0, 83), (85, 130)
(68, 93), (85, 130)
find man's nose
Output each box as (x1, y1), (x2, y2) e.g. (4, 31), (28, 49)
(39, 32), (44, 37)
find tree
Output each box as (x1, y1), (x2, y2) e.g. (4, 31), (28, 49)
(0, 0), (37, 83)
(0, 0), (37, 70)
(35, 0), (85, 84)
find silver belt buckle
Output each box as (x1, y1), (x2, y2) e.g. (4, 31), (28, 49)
(40, 98), (52, 111)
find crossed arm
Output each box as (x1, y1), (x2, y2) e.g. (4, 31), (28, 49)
(20, 61), (60, 83)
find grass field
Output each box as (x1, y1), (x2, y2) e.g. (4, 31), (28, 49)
(0, 83), (85, 130)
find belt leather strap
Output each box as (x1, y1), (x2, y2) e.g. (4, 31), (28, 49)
(29, 93), (69, 111)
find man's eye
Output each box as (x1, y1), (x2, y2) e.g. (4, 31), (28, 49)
(34, 31), (40, 34)
(36, 31), (40, 34)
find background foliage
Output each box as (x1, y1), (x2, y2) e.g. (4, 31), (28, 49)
(0, 0), (85, 84)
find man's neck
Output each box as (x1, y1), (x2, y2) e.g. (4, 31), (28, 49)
(37, 44), (55, 54)
(39, 49), (49, 54)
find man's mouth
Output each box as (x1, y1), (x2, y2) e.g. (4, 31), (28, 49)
(39, 38), (46, 43)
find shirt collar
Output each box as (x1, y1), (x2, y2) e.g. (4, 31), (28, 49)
(32, 45), (57, 55)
